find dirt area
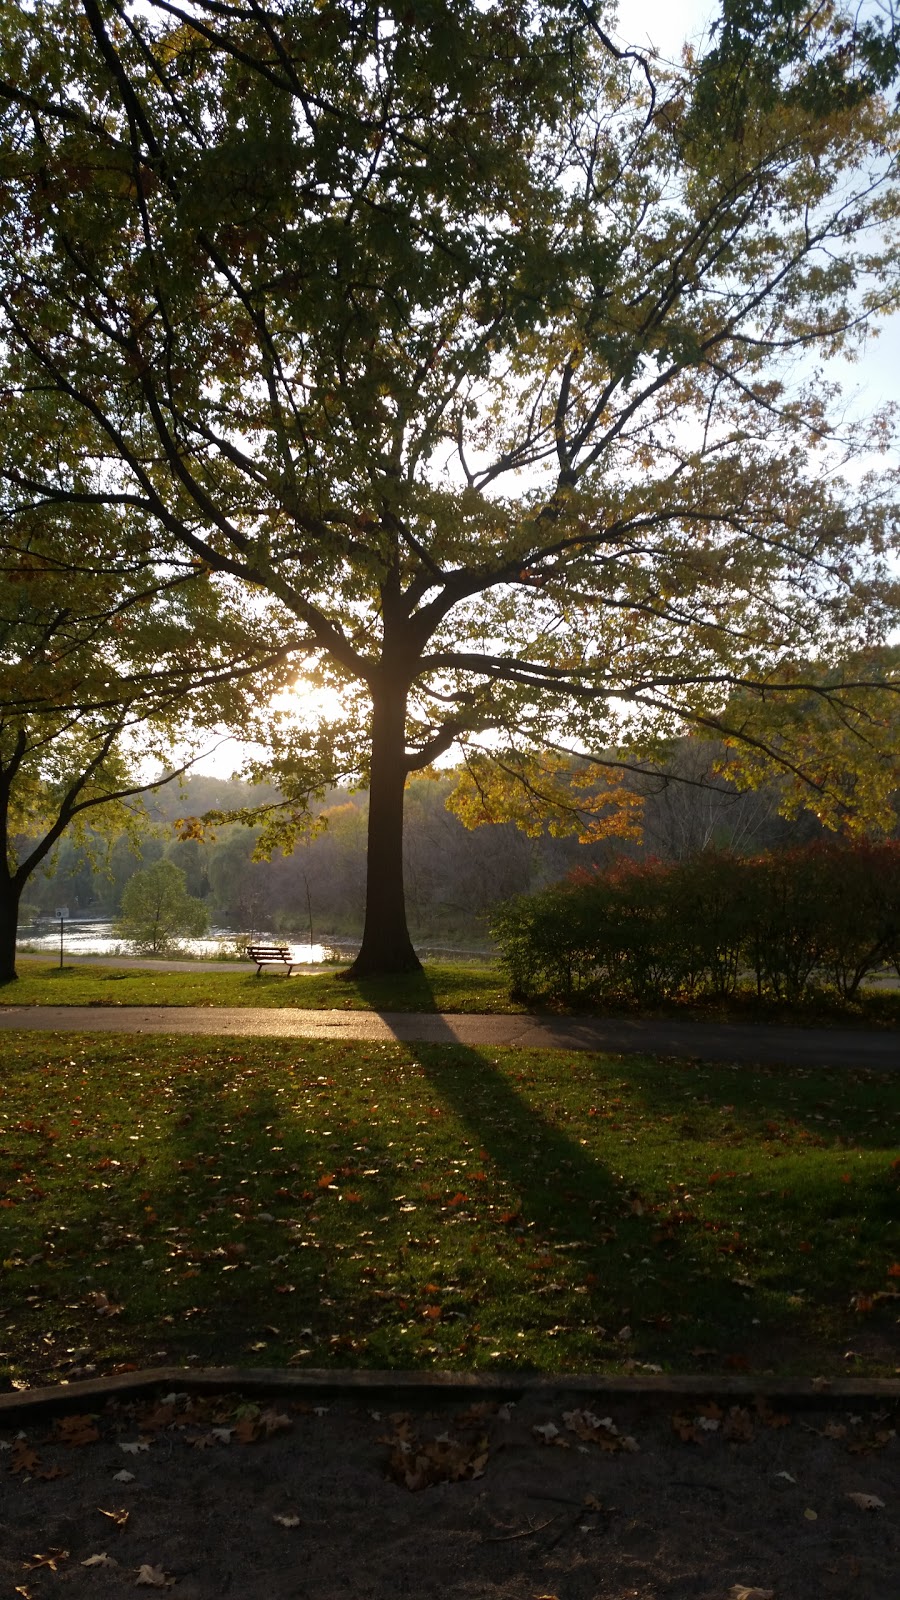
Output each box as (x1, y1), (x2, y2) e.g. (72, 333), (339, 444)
(1, 1385), (897, 1599)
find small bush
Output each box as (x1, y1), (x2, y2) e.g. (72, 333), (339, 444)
(116, 860), (209, 956)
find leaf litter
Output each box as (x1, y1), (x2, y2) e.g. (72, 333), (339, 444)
(0, 1390), (897, 1596)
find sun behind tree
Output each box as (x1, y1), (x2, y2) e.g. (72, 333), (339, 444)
(1, 1), (898, 976)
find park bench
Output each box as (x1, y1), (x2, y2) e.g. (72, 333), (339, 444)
(245, 943), (296, 977)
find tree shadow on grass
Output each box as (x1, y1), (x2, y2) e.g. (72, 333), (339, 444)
(4, 1022), (892, 1385)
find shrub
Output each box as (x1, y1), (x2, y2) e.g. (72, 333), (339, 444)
(492, 841), (900, 1007)
(116, 860), (209, 956)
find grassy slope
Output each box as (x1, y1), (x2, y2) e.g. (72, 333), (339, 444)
(1, 1032), (897, 1387)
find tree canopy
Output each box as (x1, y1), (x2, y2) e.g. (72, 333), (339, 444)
(0, 0), (898, 972)
(0, 373), (293, 978)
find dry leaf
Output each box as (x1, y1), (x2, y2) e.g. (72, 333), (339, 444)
(88, 1290), (123, 1317)
(24, 1551), (68, 1573)
(532, 1422), (560, 1443)
(55, 1414), (100, 1447)
(803, 1508), (818, 1521)
(98, 1507), (130, 1529)
(728, 1588), (774, 1600)
(847, 1492), (885, 1510)
(272, 1514), (301, 1527)
(135, 1564), (173, 1587)
(10, 1441), (40, 1474)
(82, 1554), (118, 1569)
(383, 1417), (490, 1491)
(562, 1409), (638, 1453)
(754, 1397), (790, 1429)
(723, 1408), (754, 1443)
(119, 1440), (150, 1455)
(260, 1409), (292, 1437)
(113, 1469), (135, 1483)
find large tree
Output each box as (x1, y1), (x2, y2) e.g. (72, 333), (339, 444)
(0, 0), (898, 975)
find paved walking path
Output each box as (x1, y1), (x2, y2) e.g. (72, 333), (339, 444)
(0, 1004), (897, 1068)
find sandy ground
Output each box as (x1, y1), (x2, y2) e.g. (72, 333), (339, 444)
(1, 1385), (897, 1599)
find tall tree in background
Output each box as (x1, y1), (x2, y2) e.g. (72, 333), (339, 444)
(0, 0), (898, 975)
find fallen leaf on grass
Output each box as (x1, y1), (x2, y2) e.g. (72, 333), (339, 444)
(113, 1469), (136, 1483)
(82, 1554), (119, 1569)
(272, 1514), (301, 1527)
(728, 1588), (774, 1600)
(135, 1564), (173, 1587)
(847, 1492), (885, 1510)
(88, 1290), (123, 1318)
(803, 1508), (818, 1521)
(119, 1440), (150, 1455)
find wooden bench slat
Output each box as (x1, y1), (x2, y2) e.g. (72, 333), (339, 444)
(245, 944), (296, 976)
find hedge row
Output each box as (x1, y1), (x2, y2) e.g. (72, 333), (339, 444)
(491, 842), (900, 1005)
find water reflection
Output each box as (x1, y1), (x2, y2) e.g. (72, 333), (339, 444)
(18, 920), (334, 964)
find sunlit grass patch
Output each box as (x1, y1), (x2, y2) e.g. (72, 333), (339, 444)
(3, 960), (520, 1013)
(0, 1033), (897, 1388)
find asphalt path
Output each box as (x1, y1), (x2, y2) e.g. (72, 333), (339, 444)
(0, 1004), (897, 1068)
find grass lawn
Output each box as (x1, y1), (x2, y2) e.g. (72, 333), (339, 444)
(3, 960), (521, 1012)
(0, 1032), (897, 1387)
(6, 959), (900, 1027)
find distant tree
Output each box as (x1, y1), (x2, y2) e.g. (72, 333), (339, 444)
(2, 0), (899, 980)
(116, 860), (208, 956)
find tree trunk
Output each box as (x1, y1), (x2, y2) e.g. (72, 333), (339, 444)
(345, 679), (421, 978)
(0, 875), (21, 983)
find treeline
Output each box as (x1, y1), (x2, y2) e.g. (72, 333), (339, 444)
(19, 747), (845, 946)
(493, 842), (900, 1004)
